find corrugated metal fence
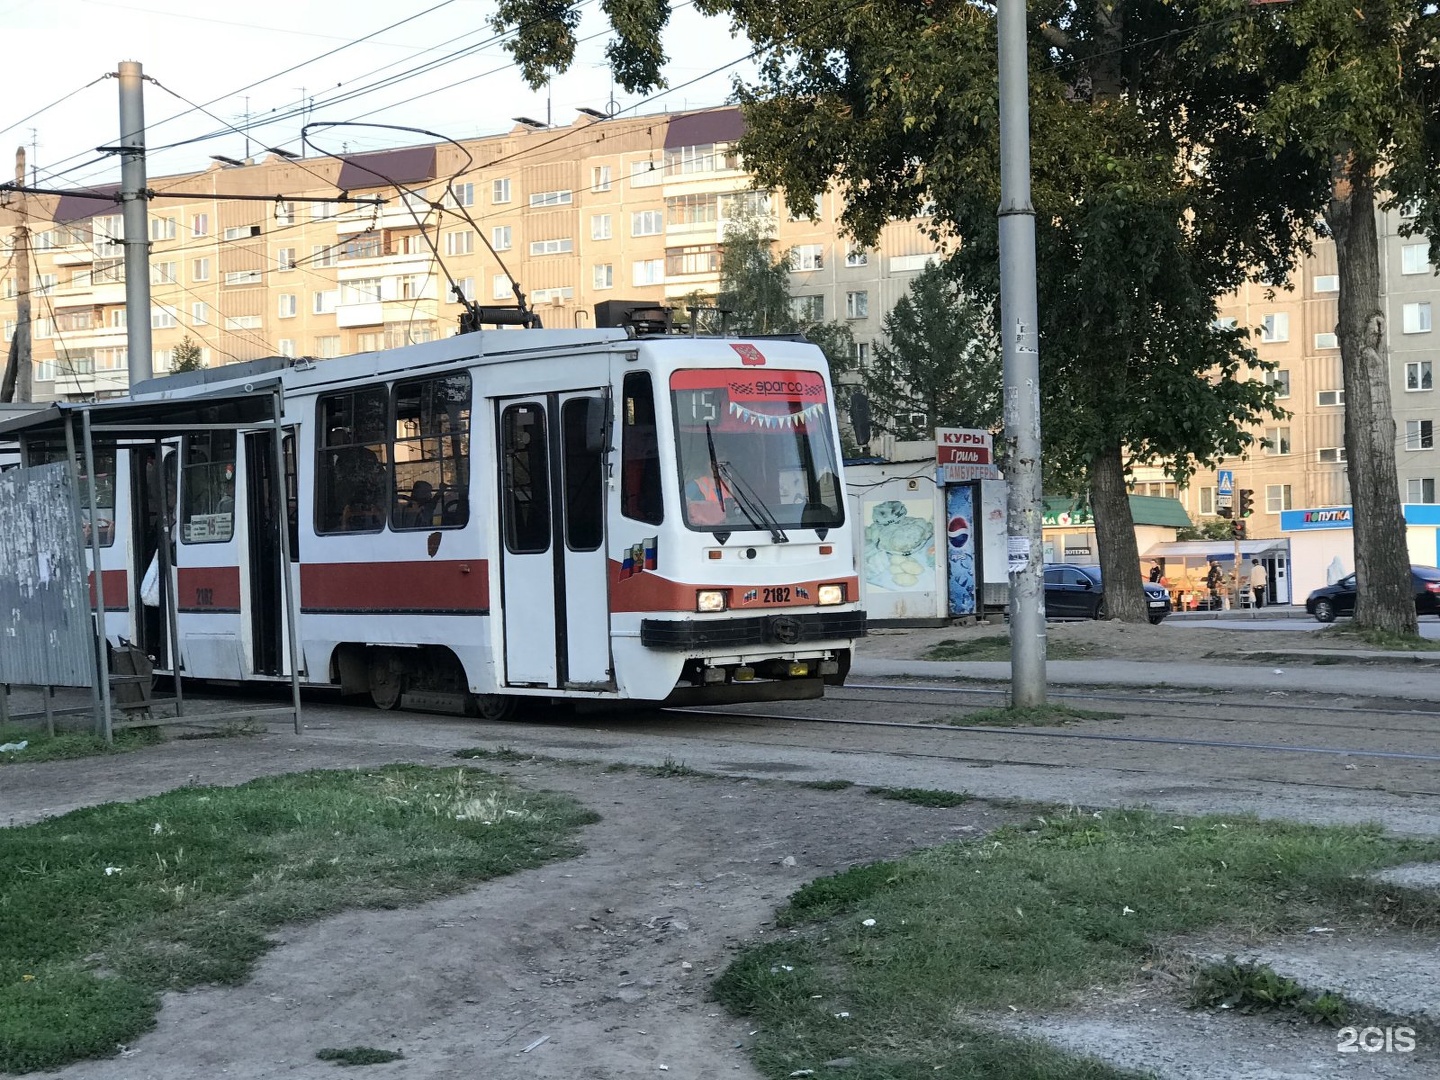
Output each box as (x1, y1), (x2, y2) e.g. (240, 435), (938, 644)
(0, 462), (95, 687)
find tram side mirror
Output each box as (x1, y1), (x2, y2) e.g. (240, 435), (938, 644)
(583, 396), (611, 455)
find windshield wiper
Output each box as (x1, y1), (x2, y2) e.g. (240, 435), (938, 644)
(717, 460), (789, 544)
(704, 422), (728, 517)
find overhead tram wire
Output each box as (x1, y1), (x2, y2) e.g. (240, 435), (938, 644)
(0, 75), (112, 144)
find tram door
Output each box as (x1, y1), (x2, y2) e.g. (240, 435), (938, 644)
(497, 392), (612, 689)
(131, 446), (177, 667)
(244, 430), (297, 676)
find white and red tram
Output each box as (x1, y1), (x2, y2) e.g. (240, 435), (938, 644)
(45, 324), (866, 718)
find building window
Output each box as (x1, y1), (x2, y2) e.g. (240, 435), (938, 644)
(1265, 484), (1293, 514)
(193, 258), (210, 282)
(109, 308), (127, 328)
(311, 201), (337, 221)
(493, 274), (511, 300)
(632, 259), (664, 286)
(1408, 478), (1436, 504)
(664, 245), (719, 276)
(529, 287), (576, 305)
(845, 291), (869, 319)
(278, 293), (297, 318)
(788, 194), (823, 221)
(1403, 301), (1432, 334)
(449, 182), (475, 207)
(275, 200), (295, 226)
(1212, 316), (1238, 331)
(224, 269), (263, 286)
(149, 217), (177, 241)
(192, 302), (208, 325)
(1264, 426), (1291, 455)
(1317, 447), (1347, 463)
(223, 224), (262, 240)
(1317, 388), (1345, 406)
(1406, 419), (1434, 451)
(1312, 274), (1339, 292)
(491, 225), (511, 251)
(593, 263), (614, 290)
(845, 244), (869, 267)
(34, 273), (55, 295)
(150, 261), (177, 285)
(445, 230), (475, 256)
(1407, 361), (1433, 391)
(854, 341), (871, 367)
(277, 247), (297, 271)
(664, 143), (739, 175)
(630, 158), (662, 186)
(277, 339), (295, 358)
(791, 294), (825, 321)
(453, 277), (474, 302)
(1259, 312), (1289, 342)
(151, 304), (178, 329)
(312, 244), (337, 268)
(314, 335), (342, 358)
(1198, 486), (1216, 516)
(1402, 242), (1432, 275)
(340, 279), (381, 305)
(1264, 368), (1290, 398)
(631, 210), (663, 236)
(665, 193), (718, 226)
(529, 189), (572, 208)
(313, 290), (338, 314)
(1314, 331), (1338, 349)
(191, 213), (209, 236)
(791, 244), (825, 271)
(591, 165), (611, 192)
(492, 178), (512, 204)
(225, 315), (262, 330)
(591, 214), (612, 240)
(529, 237), (574, 256)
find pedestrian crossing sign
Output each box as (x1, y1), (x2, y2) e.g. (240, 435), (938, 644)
(1218, 470), (1234, 495)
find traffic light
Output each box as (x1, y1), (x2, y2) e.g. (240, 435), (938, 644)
(1233, 519), (1247, 540)
(1238, 488), (1255, 518)
(1217, 503), (1232, 519)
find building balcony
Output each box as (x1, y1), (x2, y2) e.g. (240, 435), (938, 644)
(52, 248), (97, 267)
(336, 301), (384, 328)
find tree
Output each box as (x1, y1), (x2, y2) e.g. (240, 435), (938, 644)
(494, 0), (1294, 620)
(171, 336), (205, 374)
(1180, 0), (1438, 634)
(861, 261), (1001, 441)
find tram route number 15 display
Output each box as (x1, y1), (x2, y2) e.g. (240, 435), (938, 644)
(678, 388), (726, 425)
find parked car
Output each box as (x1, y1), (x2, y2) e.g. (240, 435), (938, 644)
(1305, 565), (1440, 622)
(1043, 563), (1172, 624)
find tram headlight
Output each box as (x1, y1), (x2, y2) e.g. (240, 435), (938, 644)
(817, 583), (846, 606)
(696, 589), (728, 613)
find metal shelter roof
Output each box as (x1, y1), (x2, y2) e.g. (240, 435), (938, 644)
(0, 382), (282, 444)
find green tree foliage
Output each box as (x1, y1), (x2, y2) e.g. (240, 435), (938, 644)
(171, 336), (204, 374)
(1180, 0), (1438, 632)
(862, 261), (1001, 441)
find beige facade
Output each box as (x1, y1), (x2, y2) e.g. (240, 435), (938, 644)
(0, 107), (937, 402)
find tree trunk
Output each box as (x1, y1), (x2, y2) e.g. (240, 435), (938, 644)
(1089, 442), (1147, 621)
(1325, 158), (1418, 634)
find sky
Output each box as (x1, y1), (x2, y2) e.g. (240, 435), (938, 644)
(0, 0), (757, 191)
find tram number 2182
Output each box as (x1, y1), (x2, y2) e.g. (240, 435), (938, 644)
(762, 587), (792, 604)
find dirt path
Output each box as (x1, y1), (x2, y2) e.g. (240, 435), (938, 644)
(5, 738), (1005, 1080)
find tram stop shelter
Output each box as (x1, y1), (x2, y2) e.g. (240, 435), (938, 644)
(0, 382), (302, 741)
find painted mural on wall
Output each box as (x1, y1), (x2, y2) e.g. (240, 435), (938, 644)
(946, 484), (978, 617)
(862, 499), (936, 592)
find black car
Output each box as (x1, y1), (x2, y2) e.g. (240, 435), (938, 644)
(1305, 564), (1440, 622)
(1043, 564), (1172, 624)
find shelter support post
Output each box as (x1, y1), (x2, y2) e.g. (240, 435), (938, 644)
(157, 439), (184, 717)
(79, 409), (114, 743)
(272, 388), (303, 735)
(65, 413), (107, 738)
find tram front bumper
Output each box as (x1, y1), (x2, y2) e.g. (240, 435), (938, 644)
(639, 609), (867, 651)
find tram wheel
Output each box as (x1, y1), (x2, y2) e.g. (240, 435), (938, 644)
(474, 694), (519, 722)
(368, 658), (404, 711)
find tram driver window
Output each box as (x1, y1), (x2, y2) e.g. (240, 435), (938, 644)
(180, 432), (237, 544)
(391, 373), (471, 530)
(620, 372), (663, 525)
(316, 387), (389, 534)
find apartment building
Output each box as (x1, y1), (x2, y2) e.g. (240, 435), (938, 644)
(0, 107), (938, 403)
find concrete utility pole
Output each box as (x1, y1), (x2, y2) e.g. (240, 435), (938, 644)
(1, 146), (33, 403)
(118, 59), (153, 386)
(996, 0), (1046, 706)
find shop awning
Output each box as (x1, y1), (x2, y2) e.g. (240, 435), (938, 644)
(1143, 539), (1288, 562)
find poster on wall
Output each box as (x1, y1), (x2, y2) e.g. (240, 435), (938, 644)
(946, 484), (978, 616)
(862, 499), (936, 592)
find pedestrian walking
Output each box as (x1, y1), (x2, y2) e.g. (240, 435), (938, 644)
(1249, 558), (1267, 609)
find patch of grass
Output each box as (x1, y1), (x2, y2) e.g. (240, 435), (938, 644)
(174, 718), (267, 741)
(925, 634), (1102, 662)
(866, 786), (971, 808)
(0, 725), (162, 764)
(950, 704), (1119, 727)
(0, 765), (596, 1074)
(1320, 625), (1440, 651)
(797, 779), (855, 791)
(316, 1046), (405, 1066)
(715, 809), (1440, 1080)
(454, 745), (530, 762)
(1189, 958), (1349, 1026)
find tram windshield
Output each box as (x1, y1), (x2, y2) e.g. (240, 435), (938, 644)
(670, 368), (844, 533)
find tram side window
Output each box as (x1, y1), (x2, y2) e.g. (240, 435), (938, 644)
(621, 372), (663, 525)
(316, 387), (389, 533)
(501, 403), (550, 553)
(27, 442), (118, 547)
(561, 397), (604, 551)
(391, 373), (471, 530)
(180, 432), (237, 544)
